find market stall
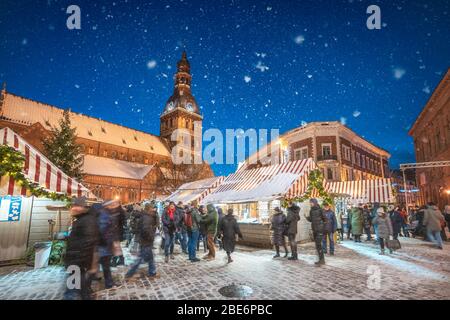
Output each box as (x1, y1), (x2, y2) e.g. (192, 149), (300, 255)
(202, 159), (319, 247)
(164, 176), (224, 204)
(0, 127), (90, 263)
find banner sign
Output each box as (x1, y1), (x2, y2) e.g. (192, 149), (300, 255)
(0, 196), (22, 222)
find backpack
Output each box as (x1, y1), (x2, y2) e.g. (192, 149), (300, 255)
(184, 211), (193, 230)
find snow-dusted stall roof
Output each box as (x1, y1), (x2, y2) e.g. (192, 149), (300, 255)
(202, 159), (317, 204)
(1, 92), (171, 157)
(165, 176), (225, 204)
(325, 178), (395, 203)
(83, 155), (154, 180)
(0, 127), (89, 197)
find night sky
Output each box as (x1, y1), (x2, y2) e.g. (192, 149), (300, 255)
(1, 0), (449, 176)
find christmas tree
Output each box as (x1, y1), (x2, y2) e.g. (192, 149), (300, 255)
(42, 109), (84, 181)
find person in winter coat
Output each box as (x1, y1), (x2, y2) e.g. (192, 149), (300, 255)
(215, 207), (224, 250)
(444, 205), (450, 233)
(125, 202), (160, 278)
(218, 209), (243, 263)
(372, 207), (393, 255)
(322, 203), (337, 255)
(346, 207), (353, 240)
(399, 207), (410, 237)
(388, 205), (403, 240)
(64, 197), (99, 300)
(423, 202), (444, 249)
(306, 198), (327, 266)
(370, 203), (380, 244)
(103, 200), (126, 267)
(285, 202), (301, 260)
(175, 202), (188, 254)
(201, 204), (219, 260)
(362, 205), (372, 241)
(162, 202), (179, 262)
(350, 206), (364, 242)
(197, 205), (208, 253)
(98, 202), (116, 289)
(186, 200), (202, 262)
(270, 207), (288, 258)
(128, 204), (143, 244)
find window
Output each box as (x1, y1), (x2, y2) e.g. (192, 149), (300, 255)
(132, 155), (136, 162)
(342, 145), (351, 161)
(294, 147), (308, 160)
(144, 158), (149, 164)
(356, 152), (361, 166)
(361, 156), (366, 168)
(322, 144), (331, 156)
(102, 150), (108, 157)
(370, 159), (374, 171)
(88, 146), (94, 155)
(327, 168), (334, 180)
(351, 150), (355, 163)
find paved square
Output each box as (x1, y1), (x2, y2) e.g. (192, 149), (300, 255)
(0, 237), (449, 300)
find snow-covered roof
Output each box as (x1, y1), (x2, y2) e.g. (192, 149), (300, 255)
(0, 92), (171, 157)
(165, 176), (224, 204)
(202, 159), (317, 204)
(83, 155), (154, 180)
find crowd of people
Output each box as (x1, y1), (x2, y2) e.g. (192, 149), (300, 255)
(63, 195), (449, 300)
(63, 197), (242, 300)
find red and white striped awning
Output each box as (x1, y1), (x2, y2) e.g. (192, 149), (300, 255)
(324, 178), (395, 204)
(0, 127), (89, 197)
(202, 159), (317, 204)
(165, 176), (225, 205)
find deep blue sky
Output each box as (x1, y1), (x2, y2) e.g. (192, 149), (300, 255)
(1, 0), (449, 176)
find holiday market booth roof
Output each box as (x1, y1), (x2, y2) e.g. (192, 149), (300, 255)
(0, 127), (89, 197)
(83, 155), (154, 180)
(202, 159), (317, 204)
(165, 176), (225, 204)
(324, 178), (395, 204)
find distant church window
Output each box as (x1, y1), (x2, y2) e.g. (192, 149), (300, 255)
(111, 151), (117, 159)
(103, 150), (108, 157)
(144, 158), (149, 164)
(186, 103), (194, 112)
(80, 144), (85, 152)
(122, 138), (126, 144)
(132, 155), (136, 162)
(88, 147), (94, 155)
(134, 135), (138, 141)
(88, 130), (93, 136)
(101, 127), (106, 133)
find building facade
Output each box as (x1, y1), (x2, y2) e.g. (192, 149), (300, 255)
(0, 52), (213, 202)
(241, 121), (391, 182)
(409, 69), (450, 209)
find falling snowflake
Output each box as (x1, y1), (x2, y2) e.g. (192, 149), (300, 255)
(340, 117), (347, 125)
(422, 86), (430, 94)
(255, 61), (269, 72)
(353, 110), (361, 117)
(74, 84), (80, 89)
(147, 60), (157, 69)
(294, 35), (305, 44)
(244, 76), (251, 83)
(393, 67), (406, 79)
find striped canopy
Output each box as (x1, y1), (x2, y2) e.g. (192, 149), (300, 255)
(202, 159), (317, 204)
(1, 127), (89, 197)
(324, 178), (395, 204)
(165, 176), (224, 205)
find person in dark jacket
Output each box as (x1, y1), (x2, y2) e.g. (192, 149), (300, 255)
(350, 205), (364, 242)
(388, 205), (403, 240)
(285, 202), (300, 260)
(161, 202), (178, 263)
(175, 202), (188, 254)
(215, 207), (224, 250)
(125, 202), (160, 278)
(186, 200), (202, 262)
(197, 205), (208, 253)
(306, 198), (327, 266)
(218, 209), (243, 263)
(270, 207), (288, 258)
(103, 200), (126, 267)
(98, 202), (116, 289)
(370, 203), (380, 244)
(64, 197), (99, 300)
(321, 203), (337, 255)
(362, 205), (372, 241)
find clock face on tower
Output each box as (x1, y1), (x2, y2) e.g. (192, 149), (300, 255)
(186, 102), (193, 112)
(167, 101), (174, 111)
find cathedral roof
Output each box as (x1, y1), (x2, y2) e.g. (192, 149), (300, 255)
(83, 155), (155, 180)
(0, 92), (171, 157)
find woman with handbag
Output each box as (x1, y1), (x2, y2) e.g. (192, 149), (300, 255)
(372, 207), (393, 255)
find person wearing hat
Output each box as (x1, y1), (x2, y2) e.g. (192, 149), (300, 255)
(270, 207), (288, 258)
(186, 200), (202, 262)
(64, 197), (99, 300)
(372, 207), (393, 255)
(388, 205), (403, 240)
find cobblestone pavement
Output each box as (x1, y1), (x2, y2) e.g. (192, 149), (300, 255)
(0, 237), (449, 300)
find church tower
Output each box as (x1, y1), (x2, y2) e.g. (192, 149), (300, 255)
(160, 51), (203, 163)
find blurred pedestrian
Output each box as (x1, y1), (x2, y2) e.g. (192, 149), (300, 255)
(162, 202), (178, 263)
(98, 201), (116, 288)
(362, 204), (372, 241)
(350, 205), (364, 242)
(388, 205), (403, 240)
(286, 202), (300, 260)
(372, 207), (393, 255)
(307, 198), (327, 266)
(218, 208), (243, 263)
(186, 200), (202, 262)
(175, 201), (188, 254)
(202, 204), (219, 260)
(423, 202), (444, 249)
(322, 203), (337, 255)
